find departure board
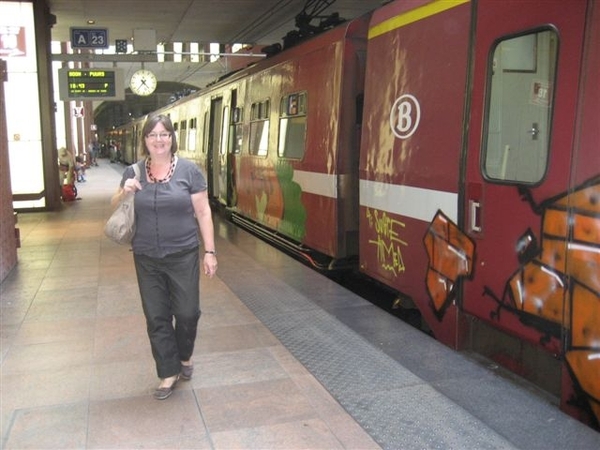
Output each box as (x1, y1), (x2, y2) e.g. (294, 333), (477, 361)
(68, 69), (114, 96)
(58, 68), (125, 101)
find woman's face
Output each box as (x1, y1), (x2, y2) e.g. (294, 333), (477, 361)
(145, 122), (172, 157)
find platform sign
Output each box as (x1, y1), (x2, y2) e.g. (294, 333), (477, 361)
(58, 68), (125, 101)
(70, 27), (108, 49)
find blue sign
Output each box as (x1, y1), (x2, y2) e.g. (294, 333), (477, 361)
(70, 28), (108, 49)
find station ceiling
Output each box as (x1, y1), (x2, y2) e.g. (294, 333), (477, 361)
(46, 0), (384, 89)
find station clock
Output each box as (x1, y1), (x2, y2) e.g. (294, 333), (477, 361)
(129, 69), (157, 96)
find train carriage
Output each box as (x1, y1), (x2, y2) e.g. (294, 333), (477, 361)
(359, 0), (471, 345)
(359, 0), (599, 426)
(229, 15), (369, 262)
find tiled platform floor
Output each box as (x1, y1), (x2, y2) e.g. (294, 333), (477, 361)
(0, 159), (380, 449)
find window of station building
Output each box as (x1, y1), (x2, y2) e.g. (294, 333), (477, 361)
(482, 29), (557, 184)
(249, 100), (270, 156)
(188, 118), (197, 152)
(179, 120), (187, 149)
(230, 106), (243, 154)
(278, 92), (307, 159)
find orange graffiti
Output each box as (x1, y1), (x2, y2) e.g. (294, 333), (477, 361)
(423, 210), (474, 313)
(501, 179), (600, 424)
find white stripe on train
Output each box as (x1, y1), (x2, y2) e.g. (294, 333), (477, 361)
(290, 171), (458, 223)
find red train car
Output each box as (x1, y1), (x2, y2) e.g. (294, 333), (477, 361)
(360, 0), (599, 427)
(230, 15), (369, 264)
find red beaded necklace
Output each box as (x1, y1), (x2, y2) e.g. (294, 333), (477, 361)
(146, 155), (176, 183)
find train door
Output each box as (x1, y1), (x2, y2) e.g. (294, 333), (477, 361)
(462, 0), (588, 390)
(226, 107), (241, 207)
(207, 97), (230, 205)
(218, 105), (230, 206)
(207, 97), (223, 199)
(226, 90), (241, 207)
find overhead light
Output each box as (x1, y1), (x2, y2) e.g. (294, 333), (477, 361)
(87, 20), (95, 24)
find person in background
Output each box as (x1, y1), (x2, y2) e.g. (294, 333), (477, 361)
(57, 147), (75, 185)
(109, 141), (117, 163)
(110, 113), (218, 400)
(88, 140), (99, 166)
(74, 155), (86, 182)
(114, 141), (122, 163)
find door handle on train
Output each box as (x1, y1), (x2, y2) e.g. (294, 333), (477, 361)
(527, 122), (539, 140)
(469, 200), (482, 233)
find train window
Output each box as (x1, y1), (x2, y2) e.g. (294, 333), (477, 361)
(188, 118), (197, 152)
(261, 101), (269, 116)
(278, 92), (307, 159)
(232, 107), (242, 123)
(230, 107), (243, 154)
(220, 107), (229, 155)
(173, 122), (179, 147)
(179, 120), (187, 150)
(483, 29), (557, 184)
(249, 100), (270, 156)
(202, 111), (209, 154)
(250, 121), (269, 156)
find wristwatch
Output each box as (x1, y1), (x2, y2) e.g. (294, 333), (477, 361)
(205, 250), (217, 255)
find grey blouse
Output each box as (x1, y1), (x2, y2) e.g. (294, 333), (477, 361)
(120, 157), (208, 258)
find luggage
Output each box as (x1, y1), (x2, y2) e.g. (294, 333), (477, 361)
(61, 183), (77, 201)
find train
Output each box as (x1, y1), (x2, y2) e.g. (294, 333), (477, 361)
(109, 0), (600, 430)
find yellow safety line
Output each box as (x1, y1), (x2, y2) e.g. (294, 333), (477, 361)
(368, 0), (470, 39)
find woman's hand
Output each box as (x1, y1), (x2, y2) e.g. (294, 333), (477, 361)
(123, 177), (142, 193)
(110, 177), (141, 208)
(203, 253), (217, 278)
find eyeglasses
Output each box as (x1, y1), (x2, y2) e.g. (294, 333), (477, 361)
(146, 132), (171, 140)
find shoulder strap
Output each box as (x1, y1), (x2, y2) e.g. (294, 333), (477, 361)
(132, 163), (141, 180)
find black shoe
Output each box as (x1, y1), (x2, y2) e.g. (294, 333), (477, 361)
(181, 364), (194, 380)
(153, 375), (179, 400)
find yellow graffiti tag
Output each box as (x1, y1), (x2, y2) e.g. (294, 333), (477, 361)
(366, 208), (407, 276)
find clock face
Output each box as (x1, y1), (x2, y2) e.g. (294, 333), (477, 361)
(130, 69), (157, 96)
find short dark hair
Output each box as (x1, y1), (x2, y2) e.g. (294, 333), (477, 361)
(139, 114), (178, 156)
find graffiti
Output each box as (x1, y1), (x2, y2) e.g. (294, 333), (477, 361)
(484, 176), (600, 425)
(275, 162), (306, 242)
(423, 210), (475, 316)
(366, 208), (407, 276)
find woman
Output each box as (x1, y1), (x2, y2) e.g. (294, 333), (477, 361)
(58, 147), (75, 185)
(111, 114), (218, 400)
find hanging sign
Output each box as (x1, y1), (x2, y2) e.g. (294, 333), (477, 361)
(70, 27), (108, 49)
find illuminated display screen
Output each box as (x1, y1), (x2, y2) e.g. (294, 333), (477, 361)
(58, 68), (125, 101)
(67, 70), (115, 97)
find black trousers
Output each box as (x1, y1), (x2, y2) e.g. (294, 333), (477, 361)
(133, 246), (201, 378)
